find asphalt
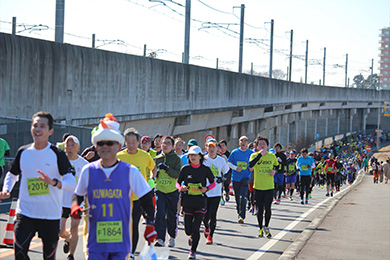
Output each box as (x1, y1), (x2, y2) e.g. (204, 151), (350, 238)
(279, 171), (390, 260)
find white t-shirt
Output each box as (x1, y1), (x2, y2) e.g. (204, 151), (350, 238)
(62, 156), (89, 208)
(3, 143), (75, 220)
(204, 155), (229, 197)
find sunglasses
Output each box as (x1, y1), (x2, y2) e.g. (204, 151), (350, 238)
(97, 141), (119, 147)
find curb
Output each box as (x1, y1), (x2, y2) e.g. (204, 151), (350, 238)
(278, 170), (366, 260)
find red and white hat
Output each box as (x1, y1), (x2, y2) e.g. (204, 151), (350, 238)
(91, 113), (124, 146)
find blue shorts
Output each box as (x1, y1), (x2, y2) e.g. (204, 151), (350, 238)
(286, 175), (297, 184)
(274, 173), (284, 186)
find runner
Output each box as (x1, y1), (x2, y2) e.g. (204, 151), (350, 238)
(0, 137), (10, 184)
(140, 136), (157, 159)
(177, 146), (215, 259)
(202, 139), (229, 244)
(285, 150), (297, 201)
(181, 139), (198, 166)
(248, 136), (278, 239)
(383, 159), (390, 184)
(174, 137), (185, 156)
(296, 148), (315, 205)
(154, 135), (182, 247)
(116, 127), (157, 257)
(60, 135), (88, 260)
(152, 134), (163, 156)
(70, 114), (156, 259)
(0, 111), (76, 260)
(324, 153), (337, 196)
(273, 143), (287, 205)
(219, 139), (231, 205)
(227, 136), (253, 223)
(317, 157), (326, 189)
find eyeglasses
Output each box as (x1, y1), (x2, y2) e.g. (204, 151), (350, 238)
(97, 141), (119, 147)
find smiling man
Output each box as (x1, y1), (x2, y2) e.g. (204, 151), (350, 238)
(0, 111), (76, 260)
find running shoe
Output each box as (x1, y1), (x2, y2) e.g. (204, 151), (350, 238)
(331, 192), (333, 197)
(325, 193), (329, 197)
(253, 208), (258, 215)
(220, 198), (225, 205)
(154, 239), (165, 247)
(305, 199), (308, 204)
(301, 199), (304, 205)
(273, 199), (278, 204)
(289, 196), (293, 201)
(204, 228), (210, 238)
(168, 237), (175, 247)
(320, 185), (324, 189)
(206, 235), (213, 245)
(258, 228), (264, 238)
(308, 193), (312, 198)
(128, 254), (135, 260)
(63, 240), (70, 254)
(226, 194), (230, 202)
(188, 236), (193, 246)
(238, 217), (244, 224)
(188, 250), (196, 259)
(67, 254), (74, 260)
(264, 227), (272, 238)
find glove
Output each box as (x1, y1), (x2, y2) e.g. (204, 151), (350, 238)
(277, 157), (282, 163)
(216, 176), (223, 184)
(70, 204), (83, 220)
(144, 224), (157, 245)
(157, 163), (169, 171)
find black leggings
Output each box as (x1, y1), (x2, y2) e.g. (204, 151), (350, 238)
(132, 200), (143, 254)
(300, 175), (312, 200)
(14, 214), (60, 260)
(255, 189), (273, 228)
(183, 206), (206, 252)
(223, 171), (232, 196)
(203, 196), (220, 237)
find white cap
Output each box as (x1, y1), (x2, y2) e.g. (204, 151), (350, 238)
(65, 135), (80, 145)
(187, 145), (202, 155)
(239, 135), (249, 141)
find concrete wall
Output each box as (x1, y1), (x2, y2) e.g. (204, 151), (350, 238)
(1, 33), (389, 124)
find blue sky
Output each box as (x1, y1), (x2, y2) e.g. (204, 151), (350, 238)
(1, 0), (389, 87)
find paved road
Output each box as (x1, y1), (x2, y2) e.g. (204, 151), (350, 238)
(0, 181), (352, 260)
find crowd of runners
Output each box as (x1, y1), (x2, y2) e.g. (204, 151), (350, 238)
(0, 111), (388, 260)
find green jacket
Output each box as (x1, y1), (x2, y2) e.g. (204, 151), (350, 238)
(154, 150), (182, 193)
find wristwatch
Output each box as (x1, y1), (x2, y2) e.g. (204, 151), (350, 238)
(52, 178), (59, 187)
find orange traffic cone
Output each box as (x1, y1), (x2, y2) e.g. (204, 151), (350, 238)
(229, 181), (234, 195)
(3, 197), (17, 246)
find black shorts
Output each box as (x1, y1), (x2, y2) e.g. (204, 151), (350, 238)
(326, 173), (335, 186)
(62, 207), (71, 219)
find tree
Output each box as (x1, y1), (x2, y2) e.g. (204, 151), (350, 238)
(353, 74), (364, 88)
(245, 69), (286, 79)
(352, 73), (379, 89)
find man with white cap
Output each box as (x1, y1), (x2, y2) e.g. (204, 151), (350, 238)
(60, 135), (88, 260)
(70, 114), (156, 260)
(227, 136), (253, 223)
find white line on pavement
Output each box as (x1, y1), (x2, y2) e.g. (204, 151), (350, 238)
(247, 186), (351, 260)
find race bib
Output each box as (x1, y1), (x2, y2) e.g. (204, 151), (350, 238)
(302, 165), (309, 171)
(157, 170), (172, 186)
(27, 178), (49, 197)
(237, 161), (247, 170)
(328, 166), (334, 172)
(288, 164), (296, 173)
(96, 221), (123, 243)
(210, 166), (219, 178)
(188, 183), (203, 195)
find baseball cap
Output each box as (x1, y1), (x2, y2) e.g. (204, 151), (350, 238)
(187, 145), (202, 155)
(290, 150), (296, 154)
(141, 136), (151, 143)
(65, 135), (80, 145)
(239, 136), (249, 141)
(206, 139), (217, 147)
(188, 139), (198, 146)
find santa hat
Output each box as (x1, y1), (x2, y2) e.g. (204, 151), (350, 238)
(91, 113), (124, 146)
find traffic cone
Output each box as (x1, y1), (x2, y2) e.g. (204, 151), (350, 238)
(229, 181), (234, 195)
(3, 197), (17, 246)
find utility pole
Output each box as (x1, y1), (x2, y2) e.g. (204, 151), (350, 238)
(216, 58), (219, 69)
(289, 29), (293, 81)
(370, 58), (374, 88)
(323, 47), (326, 86)
(345, 53), (348, 87)
(269, 19), (274, 79)
(55, 0), (65, 43)
(251, 62), (253, 75)
(238, 4), (245, 73)
(183, 0), (191, 64)
(12, 17), (16, 35)
(92, 34), (96, 48)
(305, 40), (308, 84)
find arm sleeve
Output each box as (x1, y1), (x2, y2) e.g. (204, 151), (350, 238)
(72, 193), (84, 206)
(139, 190), (155, 222)
(74, 167), (89, 196)
(228, 162), (238, 171)
(4, 150), (10, 157)
(222, 159), (230, 174)
(2, 172), (19, 192)
(176, 181), (181, 190)
(166, 156), (182, 179)
(249, 153), (262, 168)
(9, 147), (23, 176)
